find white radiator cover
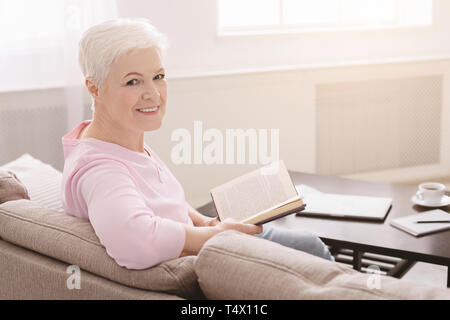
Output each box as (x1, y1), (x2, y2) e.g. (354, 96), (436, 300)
(0, 106), (68, 171)
(316, 75), (443, 176)
(0, 102), (92, 171)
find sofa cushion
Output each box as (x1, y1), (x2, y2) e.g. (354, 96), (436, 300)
(0, 169), (30, 204)
(0, 199), (203, 299)
(195, 230), (450, 300)
(0, 154), (64, 212)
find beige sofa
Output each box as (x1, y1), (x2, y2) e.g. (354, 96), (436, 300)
(0, 164), (449, 300)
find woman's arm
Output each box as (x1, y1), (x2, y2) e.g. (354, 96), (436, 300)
(76, 161), (187, 269)
(180, 218), (262, 257)
(179, 224), (217, 256)
(186, 201), (219, 227)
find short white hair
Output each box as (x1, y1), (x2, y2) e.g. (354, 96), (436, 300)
(78, 18), (169, 109)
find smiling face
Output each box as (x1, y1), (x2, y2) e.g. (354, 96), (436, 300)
(95, 47), (167, 133)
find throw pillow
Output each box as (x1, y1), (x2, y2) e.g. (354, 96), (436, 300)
(0, 169), (30, 204)
(0, 154), (64, 212)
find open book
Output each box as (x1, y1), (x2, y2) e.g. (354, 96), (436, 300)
(210, 160), (305, 225)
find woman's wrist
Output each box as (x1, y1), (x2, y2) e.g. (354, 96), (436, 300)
(180, 225), (218, 257)
(201, 216), (220, 227)
(187, 203), (215, 227)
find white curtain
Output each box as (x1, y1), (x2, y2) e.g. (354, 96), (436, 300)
(0, 0), (117, 169)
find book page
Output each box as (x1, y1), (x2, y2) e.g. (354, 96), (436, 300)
(211, 160), (298, 221)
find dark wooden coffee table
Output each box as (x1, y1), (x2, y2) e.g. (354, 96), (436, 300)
(196, 171), (450, 287)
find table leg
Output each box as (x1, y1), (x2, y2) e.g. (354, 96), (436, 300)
(353, 250), (363, 271)
(447, 265), (449, 288)
(387, 260), (416, 279)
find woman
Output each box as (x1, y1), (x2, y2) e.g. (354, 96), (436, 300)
(61, 18), (333, 270)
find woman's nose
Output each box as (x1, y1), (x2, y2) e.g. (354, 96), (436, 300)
(142, 82), (160, 101)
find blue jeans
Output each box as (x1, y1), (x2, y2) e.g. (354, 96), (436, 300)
(254, 225), (335, 262)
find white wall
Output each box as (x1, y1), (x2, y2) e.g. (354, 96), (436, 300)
(116, 0), (450, 77)
(113, 0), (450, 207)
(144, 59), (450, 208)
(2, 1), (449, 209)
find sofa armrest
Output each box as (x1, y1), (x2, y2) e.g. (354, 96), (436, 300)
(0, 199), (203, 299)
(195, 230), (450, 300)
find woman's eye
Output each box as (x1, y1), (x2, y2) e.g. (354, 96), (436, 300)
(154, 74), (165, 80)
(126, 79), (139, 86)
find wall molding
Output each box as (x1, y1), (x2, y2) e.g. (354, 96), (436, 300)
(169, 55), (450, 80)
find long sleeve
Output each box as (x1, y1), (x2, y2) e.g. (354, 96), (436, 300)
(75, 160), (186, 269)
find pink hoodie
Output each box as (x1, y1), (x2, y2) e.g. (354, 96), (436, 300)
(61, 120), (192, 269)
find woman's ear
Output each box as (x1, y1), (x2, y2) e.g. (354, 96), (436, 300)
(85, 78), (99, 99)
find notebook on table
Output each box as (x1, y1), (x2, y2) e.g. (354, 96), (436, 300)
(390, 209), (450, 237)
(295, 184), (392, 221)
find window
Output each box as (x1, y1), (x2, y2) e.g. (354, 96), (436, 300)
(0, 0), (116, 55)
(218, 0), (433, 34)
(0, 0), (66, 54)
(0, 0), (117, 91)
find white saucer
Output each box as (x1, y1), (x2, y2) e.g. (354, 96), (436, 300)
(411, 194), (450, 208)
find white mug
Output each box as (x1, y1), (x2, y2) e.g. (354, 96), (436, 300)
(416, 182), (446, 204)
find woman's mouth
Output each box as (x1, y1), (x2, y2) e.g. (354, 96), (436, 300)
(136, 106), (159, 115)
